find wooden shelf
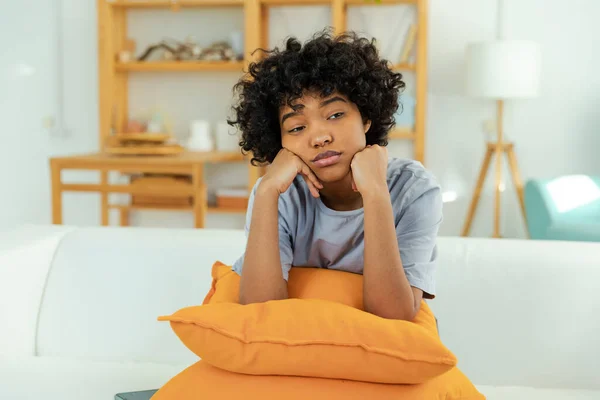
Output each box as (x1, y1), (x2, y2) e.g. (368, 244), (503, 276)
(109, 0), (244, 8)
(345, 0), (418, 4)
(391, 62), (416, 71)
(116, 61), (245, 72)
(389, 128), (414, 139)
(260, 0), (331, 5)
(109, 204), (191, 211)
(208, 206), (246, 214)
(108, 204), (246, 214)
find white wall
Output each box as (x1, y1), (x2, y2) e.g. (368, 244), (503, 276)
(2, 0), (599, 237)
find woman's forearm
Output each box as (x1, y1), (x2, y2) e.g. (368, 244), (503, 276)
(362, 192), (417, 320)
(239, 183), (288, 304)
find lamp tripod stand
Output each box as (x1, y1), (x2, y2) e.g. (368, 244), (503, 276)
(461, 100), (527, 238)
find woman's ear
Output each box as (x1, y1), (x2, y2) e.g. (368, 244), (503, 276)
(364, 120), (372, 134)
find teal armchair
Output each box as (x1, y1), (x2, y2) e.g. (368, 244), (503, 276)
(524, 175), (600, 242)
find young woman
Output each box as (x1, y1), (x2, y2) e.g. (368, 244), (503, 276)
(228, 31), (443, 321)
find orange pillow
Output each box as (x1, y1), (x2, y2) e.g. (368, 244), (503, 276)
(152, 360), (485, 400)
(203, 262), (364, 309)
(159, 298), (456, 384)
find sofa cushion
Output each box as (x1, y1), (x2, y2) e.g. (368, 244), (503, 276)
(152, 360), (484, 400)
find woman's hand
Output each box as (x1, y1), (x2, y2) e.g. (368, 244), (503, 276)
(260, 148), (323, 198)
(350, 145), (389, 196)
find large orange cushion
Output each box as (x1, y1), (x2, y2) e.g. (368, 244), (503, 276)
(160, 263), (456, 384)
(152, 360), (486, 400)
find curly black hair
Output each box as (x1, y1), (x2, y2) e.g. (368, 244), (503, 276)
(228, 29), (405, 165)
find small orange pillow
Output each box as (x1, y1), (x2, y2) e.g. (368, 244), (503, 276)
(159, 297), (456, 384)
(152, 360), (485, 400)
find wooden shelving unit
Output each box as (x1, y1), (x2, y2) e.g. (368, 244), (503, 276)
(49, 0), (429, 229)
(115, 61), (246, 72)
(109, 0), (245, 8)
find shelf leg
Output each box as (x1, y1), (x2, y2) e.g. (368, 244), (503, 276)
(101, 171), (109, 226)
(51, 161), (63, 225)
(192, 164), (206, 229)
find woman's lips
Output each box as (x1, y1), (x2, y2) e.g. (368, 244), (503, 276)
(312, 151), (342, 168)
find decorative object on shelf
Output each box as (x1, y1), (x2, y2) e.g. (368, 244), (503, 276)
(126, 119), (145, 133)
(105, 108), (183, 156)
(461, 0), (541, 238)
(147, 112), (165, 133)
(216, 187), (249, 211)
(136, 36), (239, 63)
(215, 121), (241, 152)
(185, 35), (203, 58)
(186, 120), (214, 151)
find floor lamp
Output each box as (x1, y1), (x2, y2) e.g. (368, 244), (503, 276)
(461, 40), (541, 238)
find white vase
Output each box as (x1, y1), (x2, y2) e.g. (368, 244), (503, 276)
(187, 120), (213, 151)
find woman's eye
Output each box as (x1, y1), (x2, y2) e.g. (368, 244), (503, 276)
(288, 126), (305, 133)
(328, 112), (344, 120)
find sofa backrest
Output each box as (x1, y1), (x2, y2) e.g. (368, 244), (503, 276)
(430, 236), (600, 391)
(34, 226), (246, 367)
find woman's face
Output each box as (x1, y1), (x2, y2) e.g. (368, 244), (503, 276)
(278, 91), (371, 183)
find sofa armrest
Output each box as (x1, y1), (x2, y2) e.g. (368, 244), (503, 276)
(547, 220), (600, 242)
(0, 225), (75, 356)
(524, 179), (560, 239)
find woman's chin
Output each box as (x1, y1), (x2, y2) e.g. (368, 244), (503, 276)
(315, 165), (352, 184)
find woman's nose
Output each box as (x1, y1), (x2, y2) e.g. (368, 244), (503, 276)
(311, 133), (333, 148)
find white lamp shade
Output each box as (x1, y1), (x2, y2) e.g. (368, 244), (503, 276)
(466, 40), (541, 99)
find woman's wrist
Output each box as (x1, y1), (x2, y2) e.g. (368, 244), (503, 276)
(256, 178), (281, 200)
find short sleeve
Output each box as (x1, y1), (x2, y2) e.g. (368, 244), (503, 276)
(231, 178), (294, 281)
(394, 175), (443, 299)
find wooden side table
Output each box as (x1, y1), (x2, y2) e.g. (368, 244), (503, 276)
(49, 151), (257, 228)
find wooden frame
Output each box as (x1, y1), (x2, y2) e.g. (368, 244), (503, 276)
(50, 0), (429, 228)
(50, 152), (246, 228)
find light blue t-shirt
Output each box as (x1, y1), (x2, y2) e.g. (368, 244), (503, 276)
(232, 157), (443, 298)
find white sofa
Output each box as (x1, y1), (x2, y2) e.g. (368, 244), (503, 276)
(0, 224), (599, 400)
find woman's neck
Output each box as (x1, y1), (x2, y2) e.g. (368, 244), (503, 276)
(318, 173), (363, 211)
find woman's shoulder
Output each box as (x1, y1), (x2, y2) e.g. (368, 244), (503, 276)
(386, 157), (442, 207)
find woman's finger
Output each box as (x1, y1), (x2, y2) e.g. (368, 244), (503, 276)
(301, 164), (323, 190)
(300, 173), (320, 198)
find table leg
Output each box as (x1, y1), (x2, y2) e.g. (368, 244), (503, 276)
(100, 171), (109, 226)
(192, 164), (206, 229)
(119, 209), (129, 227)
(51, 161), (63, 225)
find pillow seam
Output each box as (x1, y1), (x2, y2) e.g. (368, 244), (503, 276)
(164, 316), (456, 366)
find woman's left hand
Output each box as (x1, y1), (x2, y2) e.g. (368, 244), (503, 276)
(350, 145), (389, 195)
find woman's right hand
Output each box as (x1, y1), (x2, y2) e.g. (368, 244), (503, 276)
(259, 148), (323, 198)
